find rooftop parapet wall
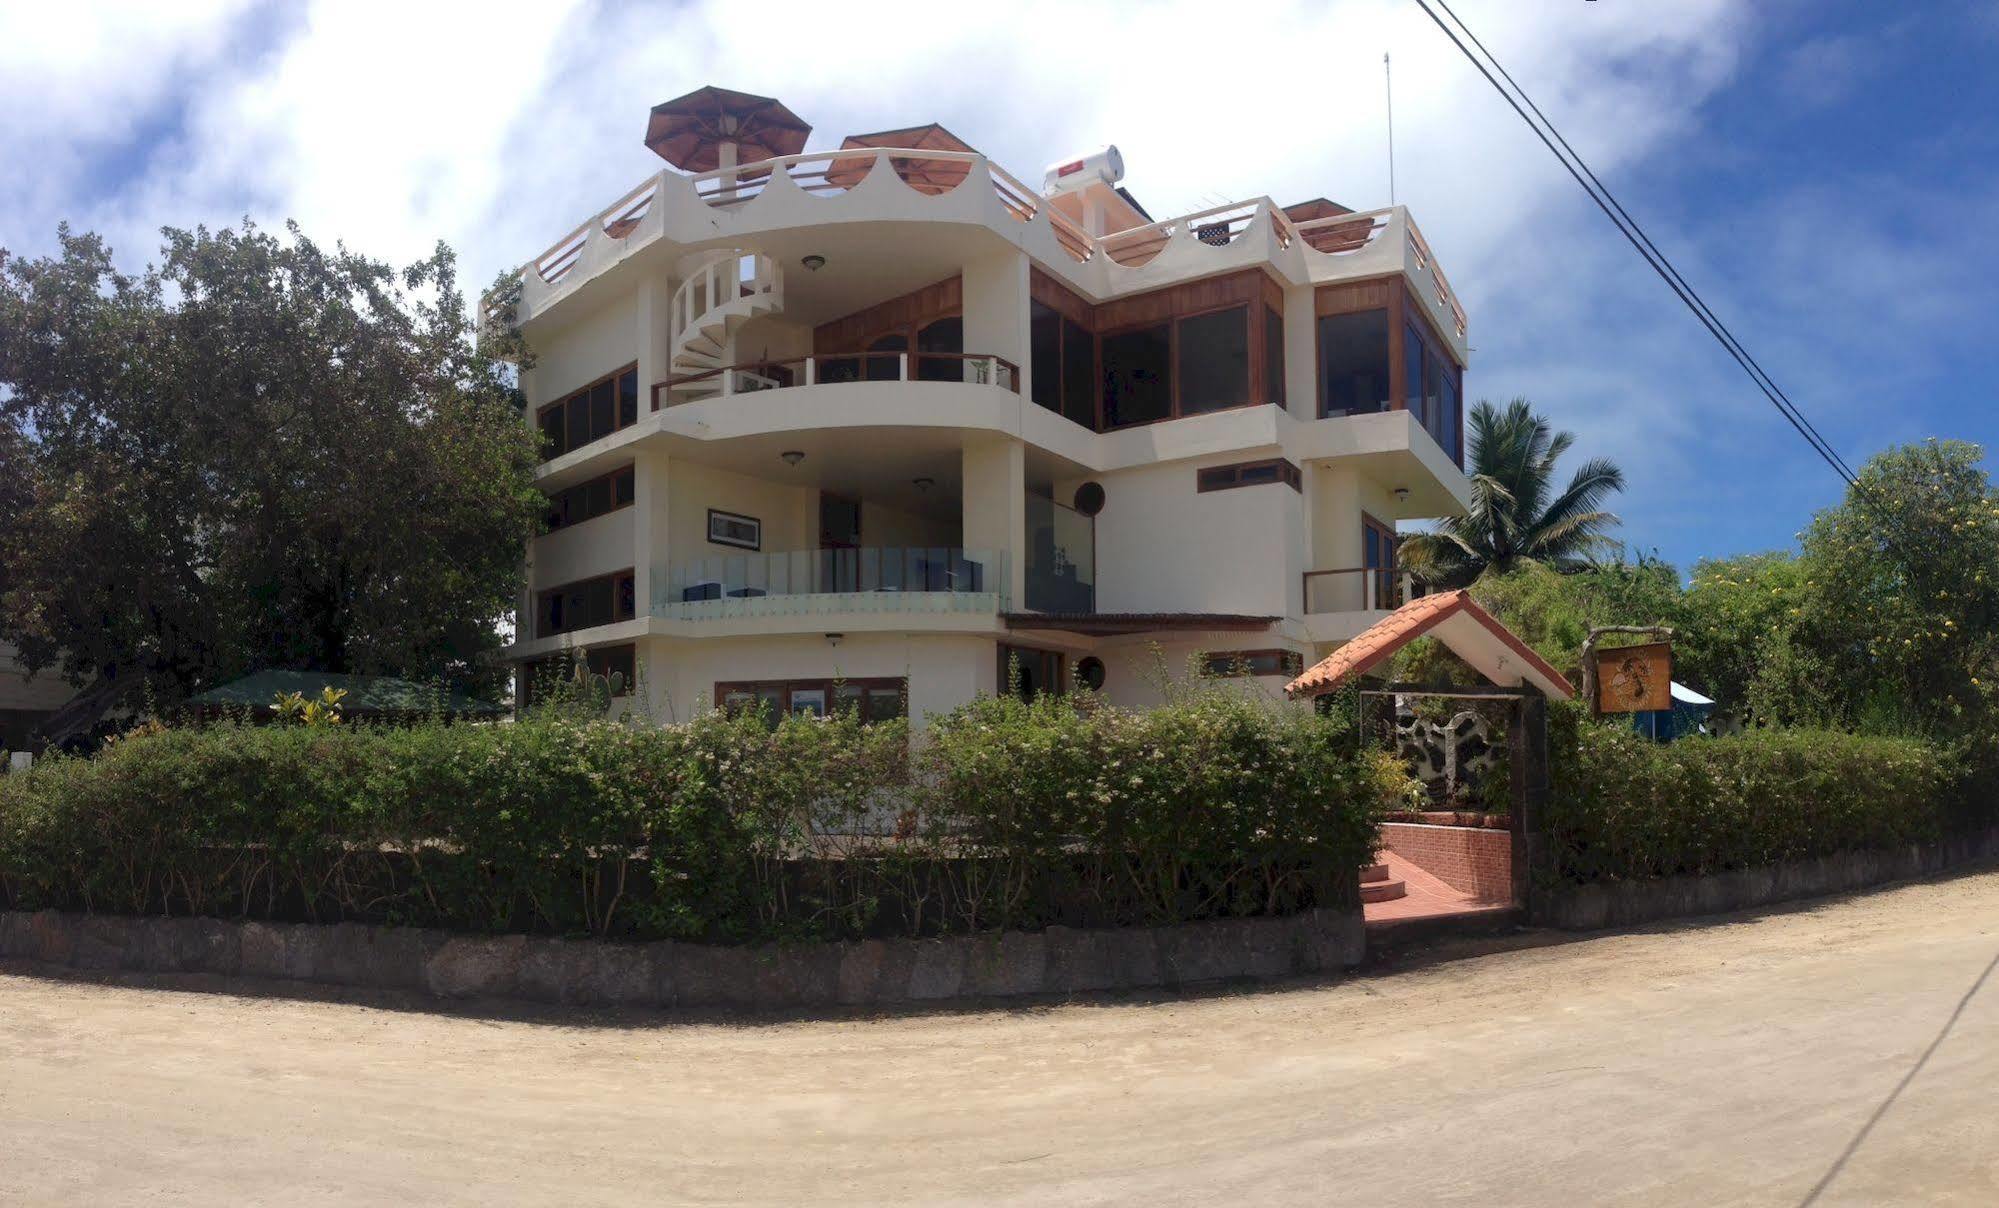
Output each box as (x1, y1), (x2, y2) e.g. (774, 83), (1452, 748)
(494, 149), (1467, 366)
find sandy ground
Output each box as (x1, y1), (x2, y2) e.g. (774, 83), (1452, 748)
(3, 870), (1998, 1207)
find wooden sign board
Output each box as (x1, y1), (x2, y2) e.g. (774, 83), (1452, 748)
(1594, 642), (1673, 714)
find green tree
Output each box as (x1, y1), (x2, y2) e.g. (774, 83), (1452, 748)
(1680, 550), (1808, 718)
(0, 222), (545, 744)
(1753, 441), (1999, 732)
(1400, 398), (1626, 588)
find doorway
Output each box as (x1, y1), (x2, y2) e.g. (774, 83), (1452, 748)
(820, 493), (861, 592)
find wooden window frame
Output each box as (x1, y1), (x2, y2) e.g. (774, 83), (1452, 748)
(1200, 648), (1305, 678)
(1362, 512), (1399, 607)
(535, 362), (639, 461)
(714, 676), (909, 724)
(998, 644), (1068, 700)
(544, 464), (635, 533)
(1196, 457), (1303, 494)
(535, 567), (637, 638)
(706, 508), (762, 551)
(1312, 274), (1464, 445)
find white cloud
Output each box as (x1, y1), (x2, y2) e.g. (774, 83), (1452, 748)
(22, 0), (1980, 565)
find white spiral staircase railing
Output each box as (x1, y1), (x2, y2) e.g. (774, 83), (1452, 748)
(667, 251), (783, 400)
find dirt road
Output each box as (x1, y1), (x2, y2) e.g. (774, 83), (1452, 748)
(4, 869), (1998, 1206)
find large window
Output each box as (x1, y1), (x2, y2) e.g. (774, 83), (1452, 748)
(1176, 306), (1250, 415)
(1429, 347), (1462, 464)
(717, 677), (907, 726)
(1404, 321), (1436, 427)
(536, 569), (636, 638)
(537, 365), (638, 460)
(1264, 305), (1286, 408)
(1363, 514), (1397, 610)
(1000, 645), (1066, 701)
(1100, 323), (1172, 427)
(1030, 303), (1099, 427)
(1316, 310), (1391, 417)
(545, 465), (635, 532)
(1201, 649), (1304, 678)
(915, 316), (963, 381)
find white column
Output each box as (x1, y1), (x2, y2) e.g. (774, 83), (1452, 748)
(636, 270), (671, 415)
(962, 437), (1026, 608)
(631, 445), (671, 627)
(960, 248), (1030, 391)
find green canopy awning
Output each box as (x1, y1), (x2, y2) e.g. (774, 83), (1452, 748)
(186, 670), (506, 717)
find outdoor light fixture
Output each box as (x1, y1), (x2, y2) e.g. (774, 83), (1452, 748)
(801, 254), (827, 272)
(1394, 487), (1411, 503)
(912, 476), (935, 492)
(780, 450), (806, 466)
(825, 632), (844, 647)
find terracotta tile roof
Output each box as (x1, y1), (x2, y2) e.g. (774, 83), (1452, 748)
(1284, 590), (1574, 700)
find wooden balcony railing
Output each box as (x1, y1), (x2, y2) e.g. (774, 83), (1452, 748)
(652, 351), (1021, 410)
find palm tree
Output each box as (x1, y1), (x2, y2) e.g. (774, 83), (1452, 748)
(1400, 398), (1626, 589)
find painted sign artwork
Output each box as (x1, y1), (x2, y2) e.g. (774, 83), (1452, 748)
(1595, 642), (1673, 714)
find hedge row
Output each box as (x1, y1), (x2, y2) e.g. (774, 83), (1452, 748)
(1545, 715), (1956, 882)
(0, 691), (1406, 943)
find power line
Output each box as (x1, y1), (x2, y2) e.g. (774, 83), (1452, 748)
(1411, 0), (1859, 488)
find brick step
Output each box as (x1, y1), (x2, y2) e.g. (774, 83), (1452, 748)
(1360, 877), (1407, 904)
(1361, 863), (1391, 884)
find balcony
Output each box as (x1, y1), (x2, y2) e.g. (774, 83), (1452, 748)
(1301, 565), (1426, 639)
(653, 352), (1019, 410)
(655, 547), (1007, 621)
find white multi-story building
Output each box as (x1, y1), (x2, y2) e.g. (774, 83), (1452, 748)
(495, 87), (1471, 725)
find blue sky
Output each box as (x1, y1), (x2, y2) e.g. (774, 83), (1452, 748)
(3, 0), (1995, 573)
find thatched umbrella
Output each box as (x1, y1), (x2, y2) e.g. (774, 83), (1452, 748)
(824, 123), (977, 194)
(643, 86), (811, 182)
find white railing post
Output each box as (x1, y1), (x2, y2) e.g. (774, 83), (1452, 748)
(804, 356), (816, 386)
(721, 368), (734, 397)
(899, 352), (910, 381)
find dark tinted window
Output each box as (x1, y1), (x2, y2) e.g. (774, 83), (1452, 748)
(916, 316), (963, 382)
(1436, 358), (1461, 462)
(1316, 309), (1391, 417)
(1264, 305), (1286, 407)
(1101, 324), (1171, 427)
(617, 369), (638, 426)
(1176, 306), (1249, 415)
(865, 333), (906, 382)
(1061, 318), (1093, 427)
(540, 408), (565, 456)
(613, 466), (635, 506)
(1030, 301), (1061, 412)
(1404, 321), (1427, 425)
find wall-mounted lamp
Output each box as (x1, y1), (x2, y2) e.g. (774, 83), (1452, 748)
(825, 632), (844, 647)
(912, 476), (935, 492)
(801, 254), (827, 272)
(781, 450), (806, 466)
(1393, 487), (1411, 503)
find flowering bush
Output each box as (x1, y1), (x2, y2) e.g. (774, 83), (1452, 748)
(0, 691), (1403, 941)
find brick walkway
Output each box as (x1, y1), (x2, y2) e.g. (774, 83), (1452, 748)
(1363, 851), (1514, 925)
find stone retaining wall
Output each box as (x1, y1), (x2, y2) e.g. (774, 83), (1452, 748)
(1529, 826), (1999, 931)
(0, 906), (1365, 1011)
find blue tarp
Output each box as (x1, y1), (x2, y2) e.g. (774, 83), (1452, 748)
(1632, 682), (1715, 742)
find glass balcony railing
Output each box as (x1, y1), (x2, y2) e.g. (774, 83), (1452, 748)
(655, 548), (1006, 618)
(1025, 494), (1094, 613)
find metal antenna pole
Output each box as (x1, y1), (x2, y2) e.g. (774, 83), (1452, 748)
(1385, 51), (1396, 205)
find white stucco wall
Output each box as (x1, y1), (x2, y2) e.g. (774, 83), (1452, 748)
(1072, 456), (1303, 617)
